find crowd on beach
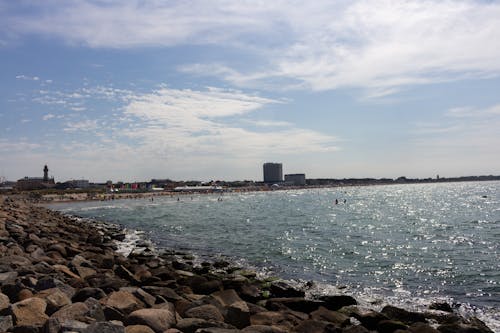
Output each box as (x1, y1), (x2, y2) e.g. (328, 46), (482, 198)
(0, 195), (495, 333)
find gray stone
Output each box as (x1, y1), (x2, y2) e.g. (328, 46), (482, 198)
(0, 271), (18, 285)
(84, 321), (125, 333)
(0, 315), (13, 332)
(0, 292), (10, 313)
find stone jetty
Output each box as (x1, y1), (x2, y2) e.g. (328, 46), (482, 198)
(0, 197), (494, 333)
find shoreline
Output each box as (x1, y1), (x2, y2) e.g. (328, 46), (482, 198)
(0, 196), (496, 333)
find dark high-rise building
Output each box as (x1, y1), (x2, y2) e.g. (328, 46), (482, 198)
(263, 162), (283, 183)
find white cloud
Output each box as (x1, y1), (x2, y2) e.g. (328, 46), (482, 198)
(42, 113), (55, 121)
(16, 75), (40, 81)
(4, 1), (500, 95)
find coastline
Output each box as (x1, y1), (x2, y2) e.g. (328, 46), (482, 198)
(0, 196), (495, 333)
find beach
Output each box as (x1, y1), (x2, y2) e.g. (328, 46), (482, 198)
(0, 195), (495, 333)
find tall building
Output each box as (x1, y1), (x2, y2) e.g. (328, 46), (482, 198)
(263, 162), (283, 183)
(16, 165), (55, 190)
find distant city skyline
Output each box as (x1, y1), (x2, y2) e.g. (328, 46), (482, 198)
(1, 1), (500, 182)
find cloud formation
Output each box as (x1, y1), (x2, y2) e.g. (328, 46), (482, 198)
(3, 1), (499, 95)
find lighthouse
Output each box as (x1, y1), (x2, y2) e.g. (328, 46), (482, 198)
(43, 165), (49, 182)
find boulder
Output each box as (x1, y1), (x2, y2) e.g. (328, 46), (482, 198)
(0, 271), (18, 285)
(408, 322), (440, 333)
(184, 304), (225, 322)
(293, 319), (339, 333)
(35, 288), (71, 315)
(381, 305), (427, 325)
(377, 319), (408, 333)
(125, 324), (156, 333)
(84, 321), (125, 333)
(250, 311), (302, 331)
(0, 315), (13, 332)
(51, 302), (90, 322)
(126, 308), (176, 333)
(269, 281), (305, 298)
(72, 287), (107, 302)
(10, 297), (49, 328)
(241, 325), (287, 333)
(175, 318), (237, 333)
(102, 290), (144, 314)
(318, 295), (357, 311)
(45, 318), (89, 333)
(0, 292), (10, 313)
(310, 306), (350, 326)
(121, 287), (156, 308)
(35, 276), (76, 299)
(264, 297), (323, 313)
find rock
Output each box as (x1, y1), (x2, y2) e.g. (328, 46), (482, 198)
(175, 318), (215, 333)
(195, 280), (224, 294)
(381, 305), (427, 325)
(51, 302), (90, 322)
(84, 321), (125, 333)
(141, 286), (182, 302)
(185, 304), (225, 322)
(250, 311), (302, 331)
(121, 287), (156, 308)
(35, 276), (76, 299)
(293, 319), (339, 333)
(0, 255), (32, 268)
(194, 329), (241, 333)
(104, 305), (126, 321)
(125, 324), (156, 333)
(86, 274), (128, 292)
(10, 297), (49, 328)
(0, 292), (10, 313)
(0, 271), (18, 285)
(265, 297), (324, 313)
(84, 297), (106, 321)
(0, 315), (13, 332)
(342, 326), (370, 333)
(126, 308), (176, 333)
(75, 265), (98, 279)
(377, 319), (408, 333)
(427, 301), (453, 313)
(17, 289), (33, 301)
(44, 318), (89, 333)
(318, 295), (357, 311)
(102, 290), (145, 314)
(212, 289), (244, 307)
(408, 322), (440, 333)
(241, 325), (287, 333)
(72, 287), (107, 302)
(53, 264), (82, 280)
(35, 288), (71, 315)
(269, 281), (305, 298)
(226, 300), (251, 329)
(310, 306), (350, 326)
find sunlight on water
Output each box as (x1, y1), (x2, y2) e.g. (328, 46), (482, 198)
(48, 181), (500, 331)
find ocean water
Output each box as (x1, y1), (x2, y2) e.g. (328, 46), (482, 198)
(48, 181), (500, 330)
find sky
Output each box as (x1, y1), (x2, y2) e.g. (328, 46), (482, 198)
(1, 0), (500, 182)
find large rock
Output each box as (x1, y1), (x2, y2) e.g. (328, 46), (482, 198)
(34, 287), (71, 315)
(0, 292), (10, 313)
(265, 297), (324, 313)
(293, 319), (339, 333)
(318, 295), (357, 311)
(0, 271), (18, 285)
(269, 281), (305, 298)
(0, 315), (13, 332)
(184, 304), (225, 322)
(35, 276), (76, 299)
(250, 311), (302, 331)
(126, 308), (176, 333)
(84, 321), (125, 333)
(10, 297), (49, 328)
(241, 325), (287, 333)
(102, 290), (145, 314)
(381, 305), (426, 325)
(125, 324), (156, 333)
(310, 306), (350, 326)
(175, 318), (237, 333)
(72, 287), (107, 302)
(51, 302), (90, 322)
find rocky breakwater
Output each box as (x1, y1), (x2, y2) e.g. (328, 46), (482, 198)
(0, 196), (495, 333)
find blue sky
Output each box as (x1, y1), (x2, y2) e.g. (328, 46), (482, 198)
(1, 0), (500, 182)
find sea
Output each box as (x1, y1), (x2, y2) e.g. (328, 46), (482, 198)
(47, 181), (500, 331)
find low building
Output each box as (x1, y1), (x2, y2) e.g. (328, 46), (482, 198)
(284, 173), (306, 186)
(16, 165), (55, 190)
